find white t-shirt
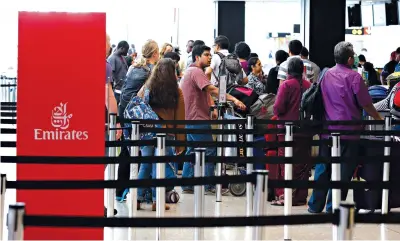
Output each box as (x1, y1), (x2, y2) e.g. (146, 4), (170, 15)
(210, 49), (247, 86)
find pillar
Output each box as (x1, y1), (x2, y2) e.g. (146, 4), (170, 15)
(215, 1), (245, 53)
(302, 0), (346, 68)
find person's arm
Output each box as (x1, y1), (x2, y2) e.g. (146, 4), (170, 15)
(241, 69), (248, 85)
(273, 82), (287, 116)
(205, 67), (213, 80)
(106, 82), (118, 114)
(353, 75), (383, 120)
(204, 84), (246, 110)
(106, 82), (122, 139)
(205, 54), (219, 80)
(364, 103), (383, 120)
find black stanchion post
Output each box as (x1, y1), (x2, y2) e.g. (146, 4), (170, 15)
(129, 120), (140, 240)
(7, 203), (25, 241)
(332, 133), (341, 241)
(194, 148), (206, 241)
(246, 115), (254, 217)
(156, 133), (166, 241)
(284, 122), (293, 241)
(252, 170), (269, 240)
(337, 201), (355, 241)
(106, 114), (117, 220)
(0, 174), (6, 241)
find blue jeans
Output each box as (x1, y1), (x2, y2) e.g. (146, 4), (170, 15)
(308, 140), (358, 213)
(114, 92), (121, 105)
(182, 125), (216, 191)
(137, 141), (176, 202)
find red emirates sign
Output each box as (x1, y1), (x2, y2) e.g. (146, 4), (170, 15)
(16, 11), (106, 240)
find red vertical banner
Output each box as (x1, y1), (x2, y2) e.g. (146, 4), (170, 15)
(16, 12), (105, 240)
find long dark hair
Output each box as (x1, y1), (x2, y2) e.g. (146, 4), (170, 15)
(287, 58), (304, 90)
(145, 58), (179, 109)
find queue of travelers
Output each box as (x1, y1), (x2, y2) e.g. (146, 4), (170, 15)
(105, 33), (400, 216)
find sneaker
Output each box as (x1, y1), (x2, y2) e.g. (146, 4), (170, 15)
(307, 208), (321, 214)
(104, 207), (118, 217)
(205, 188), (230, 195)
(116, 188), (128, 202)
(152, 202), (170, 211)
(221, 188), (230, 195)
(205, 189), (215, 195)
(182, 189), (194, 194)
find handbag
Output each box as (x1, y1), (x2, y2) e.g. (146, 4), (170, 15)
(123, 87), (162, 140)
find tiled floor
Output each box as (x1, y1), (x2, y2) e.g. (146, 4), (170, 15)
(1, 121), (400, 240)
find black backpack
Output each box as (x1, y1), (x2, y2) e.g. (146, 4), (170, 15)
(300, 67), (329, 121)
(212, 52), (244, 89)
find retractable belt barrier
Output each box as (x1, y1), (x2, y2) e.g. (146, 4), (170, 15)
(2, 115), (400, 241)
(0, 75), (17, 104)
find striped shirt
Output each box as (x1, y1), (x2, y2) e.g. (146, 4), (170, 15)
(277, 55), (315, 82)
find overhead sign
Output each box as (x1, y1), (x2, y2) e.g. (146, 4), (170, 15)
(17, 11), (106, 240)
(345, 27), (371, 35)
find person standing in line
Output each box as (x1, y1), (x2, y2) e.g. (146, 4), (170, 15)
(180, 44), (246, 194)
(205, 35), (248, 86)
(308, 41), (382, 214)
(185, 40), (204, 70)
(105, 33), (122, 216)
(266, 50), (289, 94)
(136, 58), (186, 211)
(245, 57), (266, 95)
(179, 40), (193, 74)
(300, 47), (320, 83)
(277, 40), (314, 85)
(107, 40), (130, 104)
(234, 41), (251, 75)
(381, 51), (398, 85)
(271, 58), (312, 206)
(116, 40), (160, 201)
(160, 43), (173, 59)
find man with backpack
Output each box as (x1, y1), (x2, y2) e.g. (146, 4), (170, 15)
(180, 44), (246, 195)
(205, 35), (248, 87)
(307, 41), (382, 214)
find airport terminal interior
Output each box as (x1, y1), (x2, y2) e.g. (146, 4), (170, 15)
(1, 0), (400, 240)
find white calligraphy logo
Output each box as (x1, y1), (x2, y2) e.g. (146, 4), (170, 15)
(51, 102), (73, 130)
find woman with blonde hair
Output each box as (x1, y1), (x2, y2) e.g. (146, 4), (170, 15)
(160, 43), (173, 58)
(116, 39), (160, 201)
(119, 39), (159, 114)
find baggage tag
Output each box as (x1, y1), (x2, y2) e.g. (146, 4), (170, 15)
(218, 75), (227, 103)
